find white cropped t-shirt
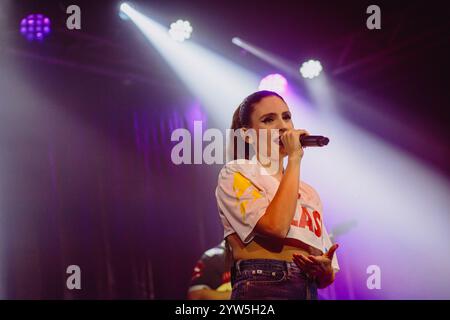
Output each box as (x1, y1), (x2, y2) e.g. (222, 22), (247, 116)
(215, 156), (339, 272)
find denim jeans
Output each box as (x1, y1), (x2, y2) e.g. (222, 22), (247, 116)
(230, 259), (318, 300)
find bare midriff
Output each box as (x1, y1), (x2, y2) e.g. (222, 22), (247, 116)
(226, 233), (322, 262)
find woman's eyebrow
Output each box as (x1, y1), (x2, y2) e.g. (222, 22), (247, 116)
(259, 112), (277, 120)
(259, 111), (291, 120)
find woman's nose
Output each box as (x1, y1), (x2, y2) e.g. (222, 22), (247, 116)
(278, 128), (287, 136)
(278, 119), (289, 130)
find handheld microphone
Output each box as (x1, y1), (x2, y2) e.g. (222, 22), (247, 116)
(300, 135), (329, 147)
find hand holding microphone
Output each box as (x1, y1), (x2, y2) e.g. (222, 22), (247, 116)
(279, 129), (308, 159)
(279, 129), (329, 159)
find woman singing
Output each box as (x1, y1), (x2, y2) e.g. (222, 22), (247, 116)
(215, 90), (339, 300)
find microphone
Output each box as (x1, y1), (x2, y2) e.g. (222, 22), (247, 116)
(300, 134), (329, 147)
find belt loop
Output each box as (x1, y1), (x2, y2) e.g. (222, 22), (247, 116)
(285, 261), (291, 277)
(235, 260), (242, 273)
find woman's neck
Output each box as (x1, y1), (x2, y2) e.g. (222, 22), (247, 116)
(256, 154), (284, 179)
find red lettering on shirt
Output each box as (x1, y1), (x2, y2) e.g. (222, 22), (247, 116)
(312, 210), (322, 237)
(291, 206), (323, 238)
(299, 207), (314, 232)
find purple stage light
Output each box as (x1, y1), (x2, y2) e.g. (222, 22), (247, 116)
(20, 14), (51, 41)
(258, 74), (288, 94)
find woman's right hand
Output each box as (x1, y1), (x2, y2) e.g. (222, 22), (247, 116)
(280, 129), (309, 160)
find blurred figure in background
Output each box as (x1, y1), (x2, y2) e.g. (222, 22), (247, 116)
(187, 241), (232, 300)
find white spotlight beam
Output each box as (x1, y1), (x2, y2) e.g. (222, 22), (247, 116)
(284, 91), (450, 299)
(232, 37), (299, 78)
(122, 6), (260, 128)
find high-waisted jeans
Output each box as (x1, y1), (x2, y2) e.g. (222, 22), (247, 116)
(230, 259), (318, 300)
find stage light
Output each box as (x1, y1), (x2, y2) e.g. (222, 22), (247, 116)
(119, 2), (132, 20)
(120, 2), (132, 12)
(231, 37), (243, 46)
(20, 14), (50, 41)
(122, 4), (259, 129)
(258, 74), (288, 94)
(299, 59), (323, 79)
(168, 19), (193, 42)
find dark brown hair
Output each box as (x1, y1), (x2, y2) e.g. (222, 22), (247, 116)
(229, 90), (286, 160)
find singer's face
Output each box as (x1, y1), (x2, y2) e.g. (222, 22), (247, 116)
(248, 96), (294, 158)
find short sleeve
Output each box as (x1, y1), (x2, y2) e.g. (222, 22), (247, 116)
(216, 165), (270, 244)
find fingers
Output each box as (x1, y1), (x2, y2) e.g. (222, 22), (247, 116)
(308, 255), (321, 264)
(293, 254), (315, 269)
(298, 254), (315, 264)
(292, 254), (305, 268)
(280, 129), (309, 140)
(294, 129), (309, 149)
(296, 129), (310, 137)
(308, 256), (328, 273)
(325, 243), (339, 260)
(293, 254), (321, 276)
(293, 255), (311, 273)
(280, 129), (309, 157)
